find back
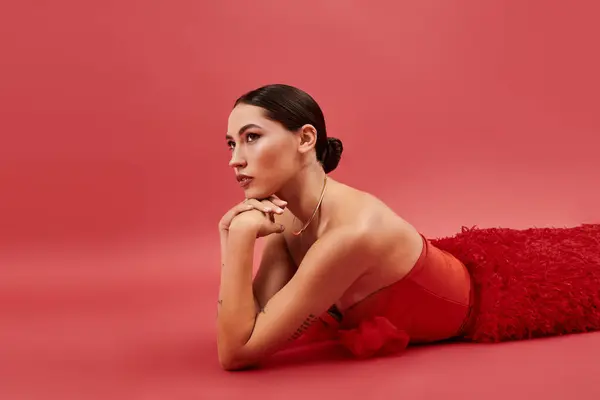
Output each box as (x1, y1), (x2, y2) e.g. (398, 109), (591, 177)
(281, 179), (426, 310)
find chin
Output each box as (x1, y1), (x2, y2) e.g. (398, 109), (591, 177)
(244, 184), (276, 200)
(243, 187), (265, 199)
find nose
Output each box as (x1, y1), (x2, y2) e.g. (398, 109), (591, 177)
(228, 146), (247, 169)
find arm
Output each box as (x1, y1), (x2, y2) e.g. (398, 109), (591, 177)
(217, 223), (370, 370)
(252, 232), (297, 310)
(219, 220), (295, 314)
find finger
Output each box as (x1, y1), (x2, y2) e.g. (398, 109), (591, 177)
(260, 199), (285, 215)
(227, 201), (259, 220)
(268, 195), (288, 208)
(219, 202), (255, 228)
(260, 222), (285, 237)
(271, 222), (285, 233)
(235, 201), (257, 214)
(246, 198), (284, 215)
(244, 198), (274, 214)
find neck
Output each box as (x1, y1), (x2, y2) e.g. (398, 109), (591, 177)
(275, 162), (328, 225)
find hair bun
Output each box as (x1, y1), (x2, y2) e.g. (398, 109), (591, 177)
(323, 137), (344, 173)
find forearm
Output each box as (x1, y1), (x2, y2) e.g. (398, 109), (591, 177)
(219, 229), (260, 313)
(219, 229), (228, 263)
(217, 226), (259, 365)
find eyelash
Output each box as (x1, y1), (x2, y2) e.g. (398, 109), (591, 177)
(228, 133), (260, 150)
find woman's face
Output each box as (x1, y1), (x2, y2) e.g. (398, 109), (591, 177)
(226, 104), (300, 199)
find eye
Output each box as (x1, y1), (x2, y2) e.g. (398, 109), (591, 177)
(246, 133), (260, 142)
(226, 140), (235, 151)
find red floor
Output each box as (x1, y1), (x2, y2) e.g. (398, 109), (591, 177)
(3, 1), (600, 398)
(3, 236), (600, 399)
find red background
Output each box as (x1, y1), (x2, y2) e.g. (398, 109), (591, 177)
(2, 1), (599, 399)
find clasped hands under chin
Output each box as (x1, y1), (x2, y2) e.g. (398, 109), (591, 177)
(219, 195), (288, 238)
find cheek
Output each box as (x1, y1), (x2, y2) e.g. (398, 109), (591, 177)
(255, 140), (294, 171)
(256, 146), (279, 169)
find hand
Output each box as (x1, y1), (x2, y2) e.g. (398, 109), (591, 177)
(229, 208), (286, 238)
(219, 195), (288, 234)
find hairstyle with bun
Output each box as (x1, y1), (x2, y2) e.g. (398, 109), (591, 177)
(234, 84), (343, 173)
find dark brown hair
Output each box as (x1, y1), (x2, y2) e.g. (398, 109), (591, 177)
(234, 84), (343, 173)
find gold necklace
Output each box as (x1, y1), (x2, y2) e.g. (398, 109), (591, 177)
(292, 176), (328, 236)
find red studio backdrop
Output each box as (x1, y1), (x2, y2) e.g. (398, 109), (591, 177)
(1, 1), (599, 399)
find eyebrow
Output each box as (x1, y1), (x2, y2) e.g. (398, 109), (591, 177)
(225, 124), (262, 140)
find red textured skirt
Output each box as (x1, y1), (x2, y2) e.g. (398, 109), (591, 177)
(296, 224), (600, 358)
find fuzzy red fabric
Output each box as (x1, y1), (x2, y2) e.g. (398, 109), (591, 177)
(431, 224), (600, 343)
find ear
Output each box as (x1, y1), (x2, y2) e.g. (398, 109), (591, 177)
(297, 124), (318, 155)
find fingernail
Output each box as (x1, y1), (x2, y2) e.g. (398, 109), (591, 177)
(275, 208), (284, 214)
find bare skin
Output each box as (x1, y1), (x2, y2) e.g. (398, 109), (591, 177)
(217, 104), (424, 370)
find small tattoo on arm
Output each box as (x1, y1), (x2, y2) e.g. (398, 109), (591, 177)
(288, 314), (318, 342)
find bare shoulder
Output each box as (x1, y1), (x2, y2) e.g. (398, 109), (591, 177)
(329, 182), (413, 235)
(326, 181), (424, 259)
(322, 182), (425, 306)
(273, 179), (421, 267)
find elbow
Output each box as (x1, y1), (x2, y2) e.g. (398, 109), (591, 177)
(219, 357), (244, 372)
(218, 346), (258, 371)
(216, 325), (262, 371)
(218, 350), (239, 371)
(218, 353), (257, 372)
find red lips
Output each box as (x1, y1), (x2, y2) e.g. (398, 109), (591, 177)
(236, 173), (253, 188)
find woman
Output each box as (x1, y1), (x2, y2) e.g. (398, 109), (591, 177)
(217, 84), (600, 371)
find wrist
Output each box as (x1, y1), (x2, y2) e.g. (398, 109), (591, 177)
(229, 218), (259, 236)
(223, 223), (257, 271)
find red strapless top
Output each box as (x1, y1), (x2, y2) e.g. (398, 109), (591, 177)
(295, 235), (474, 358)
